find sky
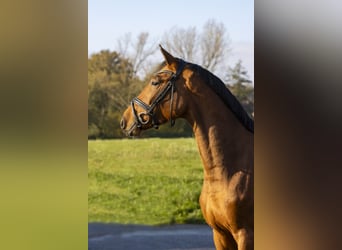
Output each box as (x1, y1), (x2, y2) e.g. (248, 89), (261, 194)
(88, 0), (254, 80)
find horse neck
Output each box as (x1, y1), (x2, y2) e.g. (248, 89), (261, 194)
(184, 88), (253, 180)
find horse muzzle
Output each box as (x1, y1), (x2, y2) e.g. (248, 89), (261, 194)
(120, 118), (141, 137)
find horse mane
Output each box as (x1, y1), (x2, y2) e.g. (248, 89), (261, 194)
(188, 62), (254, 133)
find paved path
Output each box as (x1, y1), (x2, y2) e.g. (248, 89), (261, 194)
(89, 223), (215, 250)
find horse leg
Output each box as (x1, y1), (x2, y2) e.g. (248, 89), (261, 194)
(235, 228), (254, 250)
(212, 229), (237, 250)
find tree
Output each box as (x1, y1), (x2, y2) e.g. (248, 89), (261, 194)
(88, 82), (110, 138)
(163, 26), (198, 62)
(116, 32), (157, 78)
(88, 50), (143, 138)
(162, 19), (230, 74)
(200, 19), (230, 72)
(225, 60), (254, 117)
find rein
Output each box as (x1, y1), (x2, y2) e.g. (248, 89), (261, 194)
(130, 59), (186, 130)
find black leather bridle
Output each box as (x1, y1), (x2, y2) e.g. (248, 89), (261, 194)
(130, 59), (186, 131)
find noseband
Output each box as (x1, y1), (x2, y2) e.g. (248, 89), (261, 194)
(130, 59), (186, 130)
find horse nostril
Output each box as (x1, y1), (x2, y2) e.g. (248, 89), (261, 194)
(120, 118), (126, 129)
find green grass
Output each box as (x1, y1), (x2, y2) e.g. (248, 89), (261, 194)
(88, 138), (205, 225)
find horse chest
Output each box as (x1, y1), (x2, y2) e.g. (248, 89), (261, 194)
(200, 176), (247, 232)
(200, 185), (234, 230)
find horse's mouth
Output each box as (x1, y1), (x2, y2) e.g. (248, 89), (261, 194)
(123, 118), (159, 137)
(124, 122), (142, 137)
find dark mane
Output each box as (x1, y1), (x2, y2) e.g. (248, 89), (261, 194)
(188, 63), (254, 133)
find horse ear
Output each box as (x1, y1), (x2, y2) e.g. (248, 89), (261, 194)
(159, 45), (177, 65)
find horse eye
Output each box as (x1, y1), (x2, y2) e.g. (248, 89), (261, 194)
(151, 80), (159, 86)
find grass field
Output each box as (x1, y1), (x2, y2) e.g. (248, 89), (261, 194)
(88, 138), (205, 225)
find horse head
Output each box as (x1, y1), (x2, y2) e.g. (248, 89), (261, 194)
(121, 46), (191, 136)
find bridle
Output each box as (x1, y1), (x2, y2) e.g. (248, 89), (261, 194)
(130, 59), (186, 131)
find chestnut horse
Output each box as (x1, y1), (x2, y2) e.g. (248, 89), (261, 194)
(121, 46), (254, 250)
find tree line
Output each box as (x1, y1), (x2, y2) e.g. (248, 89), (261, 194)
(88, 20), (254, 139)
